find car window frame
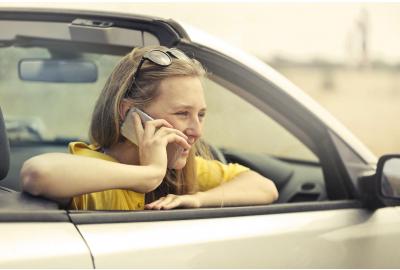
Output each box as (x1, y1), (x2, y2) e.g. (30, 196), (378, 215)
(67, 200), (363, 224)
(177, 42), (355, 200)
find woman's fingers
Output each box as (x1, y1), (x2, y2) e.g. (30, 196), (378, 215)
(143, 125), (190, 149)
(164, 133), (191, 150)
(146, 119), (173, 129)
(136, 116), (188, 147)
(133, 112), (144, 143)
(136, 116), (190, 168)
(143, 119), (174, 140)
(145, 194), (180, 210)
(154, 127), (189, 147)
(160, 198), (181, 210)
(144, 194), (201, 210)
(145, 196), (167, 210)
(156, 127), (187, 139)
(144, 199), (160, 210)
(157, 194), (177, 209)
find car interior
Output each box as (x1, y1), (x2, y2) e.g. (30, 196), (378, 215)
(0, 106), (59, 210)
(0, 14), (330, 212)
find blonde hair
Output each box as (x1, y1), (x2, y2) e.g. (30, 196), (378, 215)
(89, 46), (211, 202)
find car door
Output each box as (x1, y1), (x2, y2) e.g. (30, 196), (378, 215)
(0, 198), (93, 268)
(70, 205), (400, 268)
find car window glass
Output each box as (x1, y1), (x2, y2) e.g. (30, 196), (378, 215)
(202, 78), (319, 162)
(0, 46), (121, 142)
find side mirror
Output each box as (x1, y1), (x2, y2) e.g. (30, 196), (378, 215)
(378, 155), (400, 199)
(358, 154), (400, 209)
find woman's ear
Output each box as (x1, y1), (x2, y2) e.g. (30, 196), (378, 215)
(119, 98), (134, 122)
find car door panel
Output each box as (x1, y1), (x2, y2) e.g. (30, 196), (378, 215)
(75, 207), (400, 268)
(0, 222), (93, 268)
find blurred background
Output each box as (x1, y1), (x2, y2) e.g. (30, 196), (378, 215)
(2, 1), (400, 157)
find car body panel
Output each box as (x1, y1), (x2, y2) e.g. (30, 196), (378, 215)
(77, 207), (400, 268)
(0, 222), (93, 268)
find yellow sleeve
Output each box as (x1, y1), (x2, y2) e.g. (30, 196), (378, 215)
(69, 189), (145, 211)
(196, 156), (250, 192)
(67, 142), (145, 211)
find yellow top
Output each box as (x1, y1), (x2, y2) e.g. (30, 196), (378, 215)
(68, 142), (250, 210)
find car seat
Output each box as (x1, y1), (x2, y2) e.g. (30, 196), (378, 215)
(0, 106), (59, 210)
(0, 107), (10, 181)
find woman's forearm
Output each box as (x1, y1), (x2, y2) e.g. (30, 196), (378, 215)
(20, 153), (164, 200)
(195, 170), (279, 207)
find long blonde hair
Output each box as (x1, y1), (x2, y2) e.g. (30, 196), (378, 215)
(89, 46), (211, 202)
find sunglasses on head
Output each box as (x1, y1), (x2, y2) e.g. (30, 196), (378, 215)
(126, 48), (191, 95)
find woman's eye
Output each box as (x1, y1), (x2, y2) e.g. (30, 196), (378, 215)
(175, 111), (189, 116)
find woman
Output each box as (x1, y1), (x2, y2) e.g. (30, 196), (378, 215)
(20, 46), (278, 210)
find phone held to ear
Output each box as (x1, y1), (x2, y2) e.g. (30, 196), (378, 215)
(121, 107), (153, 146)
(120, 107), (184, 169)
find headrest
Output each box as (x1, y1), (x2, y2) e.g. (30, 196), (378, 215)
(0, 107), (10, 180)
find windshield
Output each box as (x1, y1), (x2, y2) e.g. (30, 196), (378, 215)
(0, 46), (121, 143)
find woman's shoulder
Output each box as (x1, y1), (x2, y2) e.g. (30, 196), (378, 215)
(68, 142), (117, 162)
(194, 155), (214, 167)
(194, 156), (223, 174)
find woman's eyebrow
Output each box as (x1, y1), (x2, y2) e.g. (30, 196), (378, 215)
(171, 104), (207, 111)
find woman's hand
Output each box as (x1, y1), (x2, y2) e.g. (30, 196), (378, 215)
(133, 112), (191, 189)
(144, 194), (201, 210)
(145, 193), (201, 210)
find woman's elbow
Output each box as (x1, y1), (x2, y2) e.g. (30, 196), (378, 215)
(20, 157), (51, 196)
(247, 171), (279, 204)
(266, 179), (279, 203)
(261, 178), (279, 204)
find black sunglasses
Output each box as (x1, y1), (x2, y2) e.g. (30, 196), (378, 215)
(126, 48), (191, 95)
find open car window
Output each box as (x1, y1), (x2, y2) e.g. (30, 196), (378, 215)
(202, 78), (319, 163)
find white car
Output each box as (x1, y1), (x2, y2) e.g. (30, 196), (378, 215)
(0, 7), (400, 268)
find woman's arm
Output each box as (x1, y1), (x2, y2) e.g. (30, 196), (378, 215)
(20, 153), (165, 200)
(21, 114), (191, 201)
(196, 170), (278, 207)
(145, 170), (278, 210)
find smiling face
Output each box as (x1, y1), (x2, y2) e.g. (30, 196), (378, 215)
(144, 76), (207, 169)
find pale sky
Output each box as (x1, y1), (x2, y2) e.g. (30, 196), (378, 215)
(2, 1), (400, 63)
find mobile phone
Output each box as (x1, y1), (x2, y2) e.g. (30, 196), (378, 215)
(121, 107), (153, 146)
(120, 107), (183, 169)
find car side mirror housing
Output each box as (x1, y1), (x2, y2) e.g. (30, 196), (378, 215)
(377, 155), (400, 200)
(358, 154), (400, 209)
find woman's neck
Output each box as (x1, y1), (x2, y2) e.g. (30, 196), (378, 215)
(105, 141), (140, 165)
